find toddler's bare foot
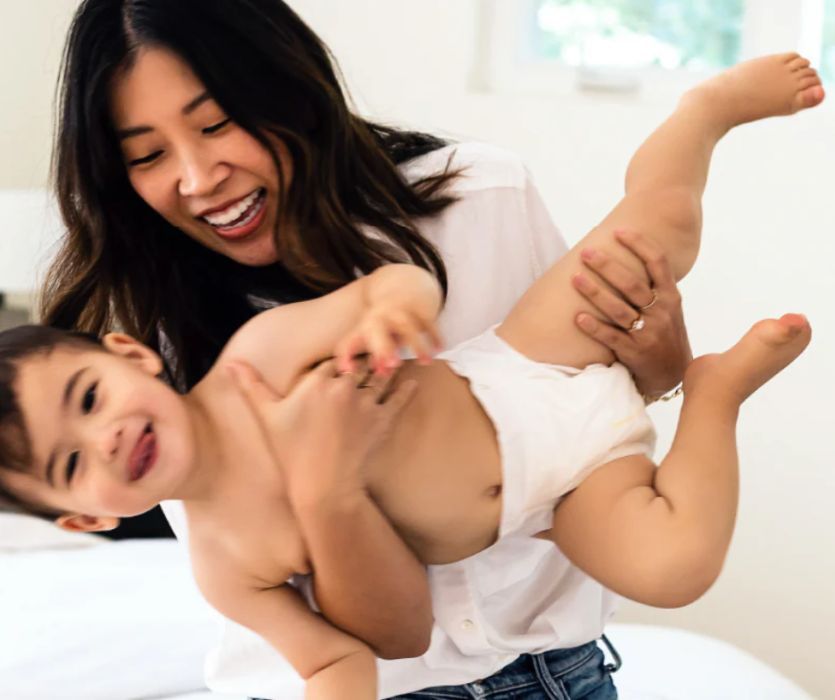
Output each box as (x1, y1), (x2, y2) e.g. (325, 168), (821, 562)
(682, 53), (825, 132)
(684, 314), (811, 406)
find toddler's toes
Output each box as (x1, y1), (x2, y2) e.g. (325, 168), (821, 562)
(798, 84), (826, 109)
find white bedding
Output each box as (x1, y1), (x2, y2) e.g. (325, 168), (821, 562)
(0, 518), (813, 700)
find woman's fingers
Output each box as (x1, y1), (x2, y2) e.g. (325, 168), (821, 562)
(575, 313), (633, 354)
(572, 272), (641, 331)
(614, 229), (677, 293)
(579, 247), (655, 309)
(226, 359), (285, 405)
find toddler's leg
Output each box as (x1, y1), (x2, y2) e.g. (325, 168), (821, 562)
(547, 314), (811, 607)
(498, 54), (823, 370)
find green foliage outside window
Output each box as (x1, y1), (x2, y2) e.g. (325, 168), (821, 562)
(535, 0), (744, 71)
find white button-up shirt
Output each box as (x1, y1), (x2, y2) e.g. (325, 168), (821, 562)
(164, 143), (617, 699)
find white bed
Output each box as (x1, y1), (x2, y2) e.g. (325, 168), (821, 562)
(0, 514), (813, 700)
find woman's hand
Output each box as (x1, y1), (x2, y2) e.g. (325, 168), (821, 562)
(572, 229), (692, 400)
(226, 358), (418, 507)
(226, 358), (434, 657)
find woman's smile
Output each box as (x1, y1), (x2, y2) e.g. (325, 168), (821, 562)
(197, 187), (269, 240)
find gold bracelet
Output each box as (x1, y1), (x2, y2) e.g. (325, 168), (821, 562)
(643, 383), (684, 405)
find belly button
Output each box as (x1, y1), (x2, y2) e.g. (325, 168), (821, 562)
(486, 484), (502, 498)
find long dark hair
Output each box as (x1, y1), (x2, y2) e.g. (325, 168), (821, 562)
(42, 0), (458, 389)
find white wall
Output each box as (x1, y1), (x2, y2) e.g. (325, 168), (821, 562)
(1, 1), (833, 697)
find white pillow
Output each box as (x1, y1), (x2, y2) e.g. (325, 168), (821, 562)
(0, 539), (221, 699)
(0, 512), (104, 552)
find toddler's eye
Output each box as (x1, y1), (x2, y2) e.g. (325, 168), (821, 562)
(82, 382), (98, 414)
(66, 451), (79, 484)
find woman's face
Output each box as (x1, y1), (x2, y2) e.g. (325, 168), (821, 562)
(110, 47), (292, 266)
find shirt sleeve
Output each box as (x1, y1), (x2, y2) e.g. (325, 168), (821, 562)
(414, 144), (571, 348)
(521, 167), (570, 274)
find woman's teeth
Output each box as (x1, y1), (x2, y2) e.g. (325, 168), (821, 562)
(203, 189), (264, 227)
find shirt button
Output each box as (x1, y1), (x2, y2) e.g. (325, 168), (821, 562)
(461, 619), (475, 630)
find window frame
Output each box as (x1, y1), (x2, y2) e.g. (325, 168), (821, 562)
(475, 0), (829, 99)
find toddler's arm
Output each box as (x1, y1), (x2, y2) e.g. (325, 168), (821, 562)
(195, 560), (377, 699)
(221, 263), (442, 394)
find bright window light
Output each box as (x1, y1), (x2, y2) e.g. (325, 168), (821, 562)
(533, 0), (745, 71)
(822, 0), (835, 82)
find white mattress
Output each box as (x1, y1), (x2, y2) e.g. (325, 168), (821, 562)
(0, 521), (812, 700)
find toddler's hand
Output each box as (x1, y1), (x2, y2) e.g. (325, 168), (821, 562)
(334, 304), (443, 377)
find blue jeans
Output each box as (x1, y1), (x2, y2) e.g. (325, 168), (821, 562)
(250, 637), (619, 700)
(386, 637), (620, 700)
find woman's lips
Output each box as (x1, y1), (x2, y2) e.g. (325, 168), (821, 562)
(205, 189), (268, 241)
(128, 427), (158, 482)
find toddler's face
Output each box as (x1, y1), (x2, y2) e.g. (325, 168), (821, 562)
(0, 336), (195, 525)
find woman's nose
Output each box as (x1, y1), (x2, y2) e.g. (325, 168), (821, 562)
(177, 145), (231, 198)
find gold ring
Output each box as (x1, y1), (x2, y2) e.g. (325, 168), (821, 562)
(639, 289), (658, 312)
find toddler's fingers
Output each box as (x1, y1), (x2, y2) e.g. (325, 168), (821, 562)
(384, 311), (428, 361)
(407, 329), (436, 364)
(423, 322), (444, 352)
(335, 334), (365, 374)
(367, 324), (400, 374)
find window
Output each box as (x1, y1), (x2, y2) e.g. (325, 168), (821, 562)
(533, 0), (745, 71)
(822, 0), (835, 82)
(479, 0), (833, 96)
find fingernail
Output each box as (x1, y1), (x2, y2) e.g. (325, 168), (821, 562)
(578, 314), (596, 330)
(581, 249), (596, 262)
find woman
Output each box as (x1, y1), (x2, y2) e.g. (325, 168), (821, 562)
(43, 0), (691, 697)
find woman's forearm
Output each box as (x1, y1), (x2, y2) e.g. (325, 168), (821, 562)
(295, 490), (433, 659)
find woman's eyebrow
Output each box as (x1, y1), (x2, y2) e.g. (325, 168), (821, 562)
(116, 91), (212, 140)
(182, 91), (211, 115)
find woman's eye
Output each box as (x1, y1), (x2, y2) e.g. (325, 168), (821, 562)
(203, 118), (231, 135)
(66, 451), (79, 484)
(82, 382), (98, 414)
(128, 151), (163, 167)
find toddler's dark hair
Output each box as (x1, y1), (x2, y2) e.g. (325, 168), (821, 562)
(0, 325), (102, 518)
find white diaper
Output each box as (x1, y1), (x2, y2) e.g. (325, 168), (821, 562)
(437, 325), (656, 538)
